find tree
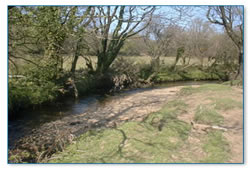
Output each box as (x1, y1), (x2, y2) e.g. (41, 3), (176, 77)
(187, 18), (214, 66)
(207, 6), (243, 79)
(86, 6), (155, 74)
(143, 15), (175, 70)
(8, 6), (94, 98)
(9, 7), (73, 76)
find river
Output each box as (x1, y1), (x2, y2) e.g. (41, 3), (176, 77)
(8, 81), (220, 162)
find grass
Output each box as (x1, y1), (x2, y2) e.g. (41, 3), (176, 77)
(49, 99), (191, 163)
(38, 83), (240, 163)
(194, 105), (224, 126)
(48, 129), (124, 163)
(201, 131), (230, 163)
(180, 84), (232, 96)
(155, 72), (183, 82)
(210, 98), (243, 111)
(62, 55), (203, 71)
(154, 65), (224, 83)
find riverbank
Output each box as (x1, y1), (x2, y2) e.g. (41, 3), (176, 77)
(8, 83), (243, 163)
(48, 83), (243, 163)
(8, 64), (227, 119)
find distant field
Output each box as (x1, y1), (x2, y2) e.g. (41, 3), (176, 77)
(9, 55), (208, 74)
(63, 55), (207, 71)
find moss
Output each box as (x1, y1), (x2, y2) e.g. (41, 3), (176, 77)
(194, 105), (224, 126)
(201, 131), (230, 163)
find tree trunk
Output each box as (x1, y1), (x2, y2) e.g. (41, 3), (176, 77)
(71, 55), (79, 74)
(70, 38), (83, 99)
(172, 47), (185, 71)
(151, 56), (160, 72)
(234, 49), (243, 80)
(96, 48), (122, 74)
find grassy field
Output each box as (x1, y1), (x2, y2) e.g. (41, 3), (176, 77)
(62, 55), (207, 71)
(48, 83), (243, 163)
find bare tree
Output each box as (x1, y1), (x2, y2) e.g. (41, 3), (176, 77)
(142, 7), (194, 71)
(143, 15), (175, 70)
(187, 18), (214, 66)
(86, 6), (156, 74)
(207, 6), (243, 79)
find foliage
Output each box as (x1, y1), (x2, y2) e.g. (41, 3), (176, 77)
(8, 6), (243, 120)
(8, 65), (65, 115)
(207, 6), (243, 80)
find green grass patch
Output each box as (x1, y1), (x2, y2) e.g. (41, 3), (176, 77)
(145, 99), (188, 124)
(198, 84), (232, 91)
(154, 66), (224, 83)
(117, 121), (191, 163)
(155, 72), (183, 82)
(210, 98), (242, 111)
(48, 129), (124, 163)
(181, 68), (220, 81)
(194, 105), (224, 126)
(180, 84), (232, 96)
(201, 131), (230, 163)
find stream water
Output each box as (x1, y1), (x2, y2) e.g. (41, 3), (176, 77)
(8, 81), (220, 150)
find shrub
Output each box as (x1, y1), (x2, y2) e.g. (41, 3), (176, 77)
(8, 65), (64, 116)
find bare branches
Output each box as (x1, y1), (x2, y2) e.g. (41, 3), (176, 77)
(85, 6), (155, 73)
(207, 7), (224, 25)
(126, 7), (156, 38)
(207, 6), (243, 50)
(207, 6), (243, 79)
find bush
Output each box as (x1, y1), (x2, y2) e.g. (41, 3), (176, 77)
(8, 65), (64, 116)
